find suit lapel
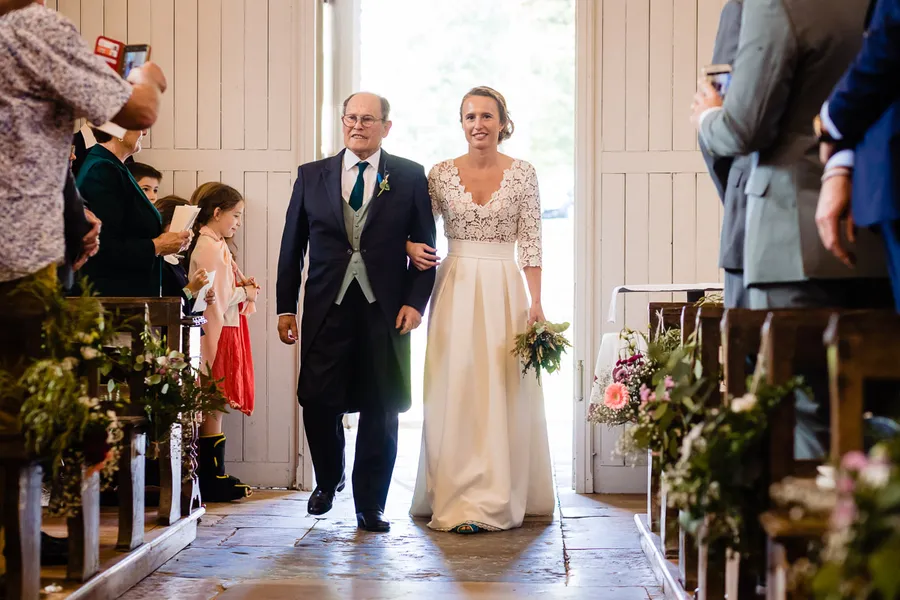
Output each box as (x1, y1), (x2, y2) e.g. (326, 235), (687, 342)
(322, 150), (346, 231)
(363, 149), (390, 234)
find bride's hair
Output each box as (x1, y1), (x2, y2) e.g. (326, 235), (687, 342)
(459, 86), (515, 143)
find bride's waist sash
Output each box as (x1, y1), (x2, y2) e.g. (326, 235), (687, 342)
(447, 239), (515, 261)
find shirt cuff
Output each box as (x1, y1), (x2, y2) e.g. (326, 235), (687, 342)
(820, 102), (843, 140)
(825, 149), (855, 171)
(277, 313), (296, 317)
(698, 106), (724, 131)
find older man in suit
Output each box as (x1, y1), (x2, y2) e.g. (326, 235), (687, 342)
(276, 92), (436, 532)
(817, 0), (900, 312)
(699, 0), (751, 308)
(692, 0), (891, 311)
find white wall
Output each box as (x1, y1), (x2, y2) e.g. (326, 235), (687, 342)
(54, 0), (320, 488)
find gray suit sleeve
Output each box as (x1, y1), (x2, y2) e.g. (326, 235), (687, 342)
(700, 0), (797, 157)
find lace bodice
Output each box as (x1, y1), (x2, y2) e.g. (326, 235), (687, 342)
(428, 159), (542, 267)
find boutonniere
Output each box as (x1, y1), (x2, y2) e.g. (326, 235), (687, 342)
(377, 170), (391, 197)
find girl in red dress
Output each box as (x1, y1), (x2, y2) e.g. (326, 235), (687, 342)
(188, 182), (257, 501)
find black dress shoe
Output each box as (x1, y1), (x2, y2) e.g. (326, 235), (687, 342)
(307, 475), (346, 516)
(356, 510), (390, 532)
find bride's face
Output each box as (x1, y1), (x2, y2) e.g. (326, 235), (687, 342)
(461, 96), (502, 150)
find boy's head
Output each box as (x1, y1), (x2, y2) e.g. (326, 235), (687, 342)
(127, 162), (163, 204)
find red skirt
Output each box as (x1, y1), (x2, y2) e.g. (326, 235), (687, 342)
(211, 314), (254, 415)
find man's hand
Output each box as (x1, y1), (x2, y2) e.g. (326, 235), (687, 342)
(278, 314), (299, 345)
(690, 80), (723, 129)
(815, 170), (856, 268)
(73, 208), (102, 271)
(396, 306), (422, 335)
(819, 141), (837, 165)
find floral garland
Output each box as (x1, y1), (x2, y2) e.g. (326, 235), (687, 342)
(783, 439), (900, 599)
(114, 326), (228, 459)
(664, 375), (808, 553)
(0, 277), (125, 517)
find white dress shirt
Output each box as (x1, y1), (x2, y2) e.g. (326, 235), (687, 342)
(342, 148), (381, 205)
(820, 102), (855, 170)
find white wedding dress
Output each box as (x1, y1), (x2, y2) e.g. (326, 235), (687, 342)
(410, 159), (555, 531)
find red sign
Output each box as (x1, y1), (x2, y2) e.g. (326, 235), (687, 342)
(94, 36), (124, 73)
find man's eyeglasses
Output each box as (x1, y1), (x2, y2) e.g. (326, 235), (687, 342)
(342, 114), (382, 128)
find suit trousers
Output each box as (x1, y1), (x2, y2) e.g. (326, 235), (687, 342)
(747, 277), (895, 460)
(300, 281), (400, 513)
(724, 269), (748, 309)
(876, 219), (900, 313)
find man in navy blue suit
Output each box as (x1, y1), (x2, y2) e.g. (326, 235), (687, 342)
(276, 92), (436, 532)
(817, 0), (900, 311)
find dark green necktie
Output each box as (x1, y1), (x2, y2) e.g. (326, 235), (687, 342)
(349, 161), (368, 211)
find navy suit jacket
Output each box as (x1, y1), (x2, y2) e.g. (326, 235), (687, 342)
(828, 0), (900, 226)
(276, 149), (436, 368)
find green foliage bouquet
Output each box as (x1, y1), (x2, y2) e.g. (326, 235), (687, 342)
(513, 321), (572, 380)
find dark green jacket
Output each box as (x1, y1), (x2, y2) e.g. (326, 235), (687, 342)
(76, 145), (163, 297)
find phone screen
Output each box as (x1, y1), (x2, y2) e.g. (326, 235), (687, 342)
(707, 72), (732, 97)
(121, 48), (149, 78)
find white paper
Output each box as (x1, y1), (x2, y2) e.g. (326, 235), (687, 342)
(190, 270), (216, 313)
(93, 121), (127, 140)
(607, 282), (725, 323)
(169, 205), (201, 233)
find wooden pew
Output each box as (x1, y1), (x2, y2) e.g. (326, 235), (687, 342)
(824, 311), (900, 457)
(648, 302), (692, 541)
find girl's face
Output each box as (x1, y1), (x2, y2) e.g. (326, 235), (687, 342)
(211, 201), (244, 239)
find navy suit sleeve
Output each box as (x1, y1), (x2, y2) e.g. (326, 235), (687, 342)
(829, 0), (900, 142)
(403, 165), (437, 314)
(276, 166), (310, 314)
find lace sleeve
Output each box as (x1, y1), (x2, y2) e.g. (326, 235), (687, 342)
(427, 164), (442, 219)
(517, 163), (542, 268)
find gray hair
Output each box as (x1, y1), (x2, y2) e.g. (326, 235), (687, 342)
(342, 92), (391, 121)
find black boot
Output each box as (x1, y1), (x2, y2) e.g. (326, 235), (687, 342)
(197, 433), (252, 502)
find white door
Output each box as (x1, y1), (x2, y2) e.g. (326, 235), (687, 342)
(573, 0), (725, 493)
(54, 0), (320, 489)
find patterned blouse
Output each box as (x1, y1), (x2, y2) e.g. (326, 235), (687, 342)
(0, 4), (132, 282)
(427, 159), (543, 268)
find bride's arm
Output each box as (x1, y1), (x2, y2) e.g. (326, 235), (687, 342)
(519, 163), (545, 325)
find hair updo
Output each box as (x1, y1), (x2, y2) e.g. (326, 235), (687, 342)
(459, 86), (515, 143)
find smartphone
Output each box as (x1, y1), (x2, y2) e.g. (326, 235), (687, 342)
(702, 64), (733, 97)
(121, 44), (151, 78)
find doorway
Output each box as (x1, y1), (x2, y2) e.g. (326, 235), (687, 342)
(329, 0), (576, 498)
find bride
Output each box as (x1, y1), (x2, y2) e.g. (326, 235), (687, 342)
(407, 86), (555, 533)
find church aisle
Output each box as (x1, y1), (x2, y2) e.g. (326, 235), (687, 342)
(120, 426), (661, 599)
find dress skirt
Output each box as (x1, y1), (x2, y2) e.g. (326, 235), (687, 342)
(210, 311), (255, 416)
(410, 239), (555, 531)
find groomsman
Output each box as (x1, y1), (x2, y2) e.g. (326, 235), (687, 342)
(817, 0), (900, 312)
(699, 0), (750, 308)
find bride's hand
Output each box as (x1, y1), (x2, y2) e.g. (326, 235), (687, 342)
(528, 302), (546, 327)
(406, 241), (440, 271)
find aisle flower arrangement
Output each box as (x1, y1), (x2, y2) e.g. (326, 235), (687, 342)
(664, 375), (808, 553)
(0, 277), (125, 517)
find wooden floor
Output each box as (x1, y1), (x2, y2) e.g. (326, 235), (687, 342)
(116, 426), (662, 599)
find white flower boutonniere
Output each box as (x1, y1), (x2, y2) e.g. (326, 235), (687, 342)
(377, 171), (391, 197)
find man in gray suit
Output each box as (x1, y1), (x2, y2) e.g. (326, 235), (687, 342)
(691, 0), (893, 461)
(692, 0), (890, 311)
(699, 0), (751, 308)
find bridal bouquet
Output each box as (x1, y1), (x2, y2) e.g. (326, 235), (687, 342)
(513, 321), (572, 380)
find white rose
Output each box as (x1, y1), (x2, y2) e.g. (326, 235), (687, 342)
(730, 393), (757, 413)
(860, 464), (891, 489)
(80, 347), (100, 360)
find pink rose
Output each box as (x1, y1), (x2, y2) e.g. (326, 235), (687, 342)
(830, 498), (857, 530)
(837, 475), (855, 494)
(841, 450), (869, 473)
(665, 376), (675, 390)
(604, 382), (630, 411)
(639, 384), (651, 403)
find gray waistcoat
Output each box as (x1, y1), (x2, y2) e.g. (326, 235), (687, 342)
(335, 199), (376, 304)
